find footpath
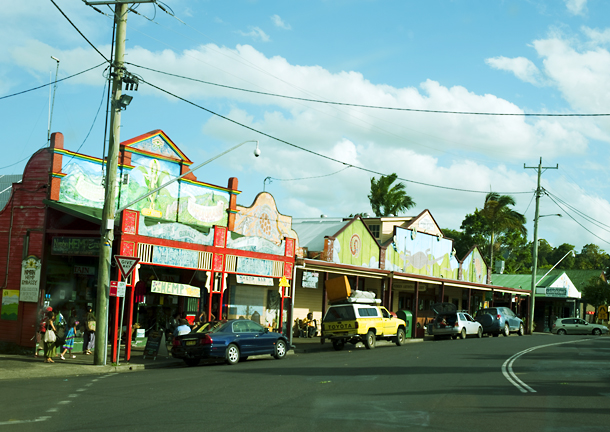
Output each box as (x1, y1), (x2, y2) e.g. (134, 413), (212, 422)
(0, 336), (424, 381)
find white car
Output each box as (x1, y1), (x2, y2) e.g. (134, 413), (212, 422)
(428, 303), (483, 340)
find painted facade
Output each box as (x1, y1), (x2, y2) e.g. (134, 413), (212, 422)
(323, 218), (380, 268)
(460, 247), (488, 285)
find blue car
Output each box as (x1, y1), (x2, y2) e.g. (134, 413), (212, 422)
(474, 307), (525, 337)
(171, 319), (289, 366)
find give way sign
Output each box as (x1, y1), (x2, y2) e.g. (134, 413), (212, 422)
(114, 255), (140, 279)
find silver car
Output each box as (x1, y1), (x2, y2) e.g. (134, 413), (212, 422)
(551, 318), (609, 336)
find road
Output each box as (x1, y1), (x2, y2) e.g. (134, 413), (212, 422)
(1, 334), (609, 432)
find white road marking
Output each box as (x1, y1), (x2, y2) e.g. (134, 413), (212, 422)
(57, 401), (72, 405)
(46, 408), (58, 413)
(0, 416), (50, 425)
(85, 383), (93, 386)
(76, 388), (86, 392)
(502, 339), (589, 393)
(68, 394), (78, 398)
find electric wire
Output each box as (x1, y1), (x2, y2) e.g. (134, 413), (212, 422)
(125, 63), (610, 117)
(49, 0), (110, 63)
(138, 76), (532, 195)
(545, 193), (610, 245)
(544, 189), (610, 232)
(265, 166), (353, 186)
(0, 63), (106, 101)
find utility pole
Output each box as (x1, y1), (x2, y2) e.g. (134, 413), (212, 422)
(524, 158), (558, 334)
(47, 56), (60, 145)
(91, 0), (128, 366)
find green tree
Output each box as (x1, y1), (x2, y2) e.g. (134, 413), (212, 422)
(368, 173), (416, 217)
(498, 228), (531, 274)
(575, 244), (610, 271)
(479, 192), (527, 271)
(581, 276), (610, 322)
(550, 243), (576, 270)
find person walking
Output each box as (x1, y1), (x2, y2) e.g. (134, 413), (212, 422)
(60, 310), (78, 360)
(82, 306), (96, 355)
(43, 311), (57, 363)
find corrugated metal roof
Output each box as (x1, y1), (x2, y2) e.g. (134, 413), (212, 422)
(0, 175), (22, 211)
(490, 274), (534, 290)
(292, 218), (348, 252)
(492, 270), (607, 293)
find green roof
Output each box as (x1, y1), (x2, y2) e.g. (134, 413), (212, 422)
(491, 270), (606, 292)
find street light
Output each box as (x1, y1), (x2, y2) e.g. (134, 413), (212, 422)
(47, 56), (60, 144)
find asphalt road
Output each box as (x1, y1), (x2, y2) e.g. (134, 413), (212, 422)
(1, 334), (609, 432)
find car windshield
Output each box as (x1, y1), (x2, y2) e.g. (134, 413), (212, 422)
(324, 306), (356, 322)
(209, 321), (233, 333)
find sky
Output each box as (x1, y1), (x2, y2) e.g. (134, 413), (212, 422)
(1, 0), (610, 255)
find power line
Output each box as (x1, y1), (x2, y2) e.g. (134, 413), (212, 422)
(138, 76), (532, 195)
(0, 63), (106, 101)
(545, 189), (610, 232)
(545, 192), (610, 245)
(50, 0), (110, 63)
(127, 63), (610, 117)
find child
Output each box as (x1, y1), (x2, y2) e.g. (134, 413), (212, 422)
(60, 310), (78, 360)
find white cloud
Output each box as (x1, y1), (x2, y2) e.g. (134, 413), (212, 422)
(485, 56), (544, 86)
(581, 26), (610, 46)
(237, 27), (270, 42)
(565, 0), (587, 16)
(271, 14), (291, 30)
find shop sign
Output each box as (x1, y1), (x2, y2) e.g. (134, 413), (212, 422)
(236, 257), (274, 277)
(546, 287), (567, 297)
(1, 289), (19, 320)
(152, 246), (199, 269)
(236, 275), (274, 286)
(52, 237), (100, 256)
(74, 265), (95, 275)
(301, 271), (319, 289)
(20, 256), (42, 302)
(151, 280), (200, 298)
(536, 287), (546, 295)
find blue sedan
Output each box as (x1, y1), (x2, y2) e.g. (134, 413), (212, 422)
(171, 319), (289, 366)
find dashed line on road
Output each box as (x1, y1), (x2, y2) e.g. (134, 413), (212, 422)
(0, 416), (50, 425)
(502, 339), (589, 393)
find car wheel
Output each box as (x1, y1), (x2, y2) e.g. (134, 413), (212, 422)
(225, 344), (240, 365)
(364, 331), (376, 349)
(183, 358), (200, 367)
(593, 328), (601, 336)
(395, 329), (406, 346)
(557, 329), (566, 335)
(460, 328), (467, 340)
(332, 339), (345, 351)
(502, 324), (510, 337)
(518, 324), (524, 336)
(274, 339), (287, 359)
(477, 327), (483, 338)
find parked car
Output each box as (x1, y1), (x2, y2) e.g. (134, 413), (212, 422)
(551, 318), (609, 335)
(474, 307), (524, 337)
(171, 319), (288, 366)
(322, 301), (407, 350)
(427, 303), (483, 340)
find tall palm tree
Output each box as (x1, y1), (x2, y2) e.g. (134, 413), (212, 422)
(368, 173), (416, 216)
(480, 192), (527, 271)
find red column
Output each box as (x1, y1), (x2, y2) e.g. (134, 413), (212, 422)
(111, 296), (119, 363)
(125, 282), (135, 361)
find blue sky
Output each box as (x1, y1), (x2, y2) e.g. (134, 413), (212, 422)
(1, 0), (609, 254)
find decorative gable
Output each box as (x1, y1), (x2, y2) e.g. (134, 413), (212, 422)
(121, 130), (192, 164)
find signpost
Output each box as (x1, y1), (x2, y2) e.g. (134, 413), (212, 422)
(112, 255), (139, 364)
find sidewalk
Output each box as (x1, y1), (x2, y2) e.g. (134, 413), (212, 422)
(0, 336), (426, 381)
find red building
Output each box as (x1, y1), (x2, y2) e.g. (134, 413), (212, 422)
(0, 131), (298, 357)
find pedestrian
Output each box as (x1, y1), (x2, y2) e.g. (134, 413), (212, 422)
(60, 309), (78, 360)
(35, 306), (53, 357)
(43, 311), (57, 363)
(82, 306), (96, 355)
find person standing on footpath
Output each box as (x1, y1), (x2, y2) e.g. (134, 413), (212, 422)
(60, 309), (78, 360)
(82, 306), (96, 355)
(43, 311), (57, 363)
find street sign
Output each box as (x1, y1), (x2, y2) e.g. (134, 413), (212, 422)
(114, 255), (140, 278)
(110, 281), (127, 297)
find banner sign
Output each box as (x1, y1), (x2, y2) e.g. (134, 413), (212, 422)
(52, 237), (100, 256)
(151, 280), (200, 298)
(20, 256), (42, 302)
(236, 275), (274, 286)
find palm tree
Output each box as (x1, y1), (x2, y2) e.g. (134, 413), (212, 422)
(368, 173), (416, 217)
(480, 192), (527, 271)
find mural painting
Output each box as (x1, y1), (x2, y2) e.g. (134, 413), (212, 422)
(386, 226), (459, 279)
(235, 192), (298, 247)
(461, 247), (487, 284)
(330, 219), (380, 268)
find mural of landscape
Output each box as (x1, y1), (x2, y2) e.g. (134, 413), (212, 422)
(58, 141), (230, 228)
(386, 226), (459, 279)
